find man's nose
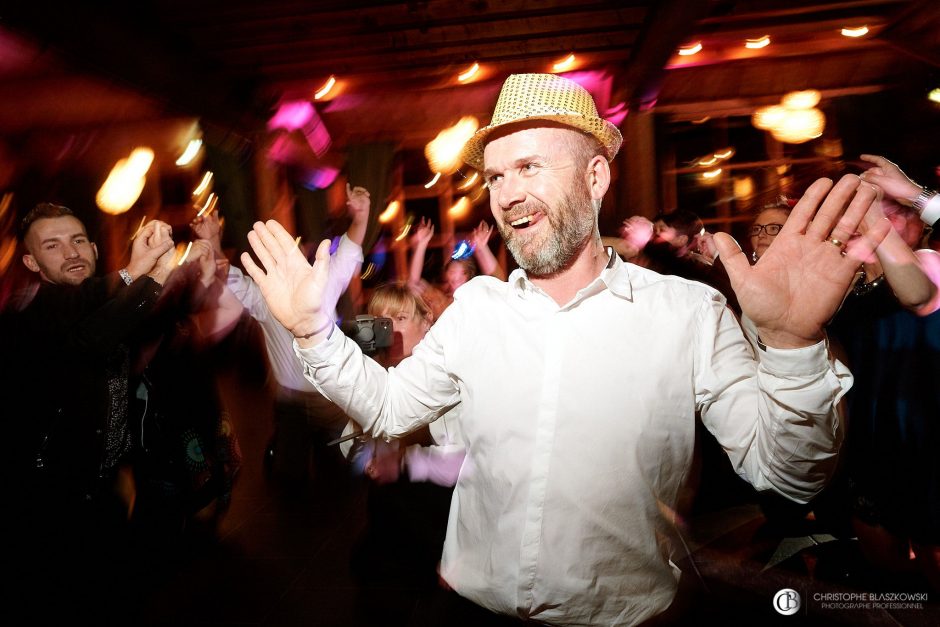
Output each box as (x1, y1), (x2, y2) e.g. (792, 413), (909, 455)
(496, 175), (525, 210)
(62, 243), (79, 258)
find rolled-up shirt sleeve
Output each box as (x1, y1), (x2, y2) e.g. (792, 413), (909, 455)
(696, 296), (851, 503)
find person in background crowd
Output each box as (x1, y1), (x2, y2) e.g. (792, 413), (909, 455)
(749, 199), (792, 263)
(408, 218), (505, 319)
(343, 282), (465, 626)
(192, 185), (370, 490)
(826, 160), (940, 590)
(3, 202), (175, 624)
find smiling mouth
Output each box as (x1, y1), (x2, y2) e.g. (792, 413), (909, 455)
(509, 212), (541, 229)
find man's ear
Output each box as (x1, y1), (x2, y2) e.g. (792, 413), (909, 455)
(92, 242), (98, 260)
(587, 155), (611, 204)
(22, 253), (40, 273)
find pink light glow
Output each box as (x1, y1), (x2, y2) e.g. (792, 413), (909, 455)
(300, 167), (340, 190)
(268, 100), (315, 131)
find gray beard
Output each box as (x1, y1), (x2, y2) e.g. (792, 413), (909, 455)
(499, 192), (598, 277)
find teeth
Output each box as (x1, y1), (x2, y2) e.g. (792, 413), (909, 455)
(510, 215), (533, 226)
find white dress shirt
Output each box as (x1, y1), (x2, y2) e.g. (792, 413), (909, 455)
(227, 233), (363, 392)
(296, 251), (850, 626)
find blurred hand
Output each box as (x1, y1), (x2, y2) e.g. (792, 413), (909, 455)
(186, 239), (217, 287)
(859, 154), (922, 202)
(619, 216), (654, 252)
(410, 217), (435, 247)
(364, 442), (403, 485)
(128, 220), (175, 280)
(191, 211), (222, 244)
(346, 183), (371, 221)
(469, 220), (493, 250)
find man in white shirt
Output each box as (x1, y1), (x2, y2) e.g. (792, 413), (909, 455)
(239, 74), (891, 625)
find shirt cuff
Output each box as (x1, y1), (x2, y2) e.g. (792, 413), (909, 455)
(920, 193), (940, 228)
(757, 338), (831, 377)
(293, 322), (342, 365)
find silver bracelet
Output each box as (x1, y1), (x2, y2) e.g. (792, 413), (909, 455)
(913, 187), (938, 214)
(118, 268), (133, 285)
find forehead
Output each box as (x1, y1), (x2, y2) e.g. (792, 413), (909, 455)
(754, 208), (788, 224)
(26, 215), (88, 243)
(482, 125), (581, 168)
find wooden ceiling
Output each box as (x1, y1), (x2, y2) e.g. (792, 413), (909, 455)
(0, 0), (937, 173)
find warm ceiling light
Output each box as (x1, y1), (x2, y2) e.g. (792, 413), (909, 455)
(714, 148), (735, 160)
(841, 26), (869, 38)
(552, 53), (576, 72)
(314, 75), (336, 100)
(378, 200), (400, 224)
(752, 105), (787, 130)
(745, 35), (770, 49)
(96, 147), (154, 215)
(702, 168), (722, 179)
(424, 172), (442, 189)
(175, 138), (203, 166)
(698, 156), (718, 167)
(781, 89), (821, 109)
(426, 116), (479, 174)
(771, 108), (825, 144)
(677, 42), (702, 56)
(458, 62), (480, 83)
(928, 88), (940, 104)
(448, 197), (470, 220)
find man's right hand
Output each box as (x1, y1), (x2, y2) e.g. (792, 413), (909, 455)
(127, 220), (175, 280)
(241, 220), (333, 346)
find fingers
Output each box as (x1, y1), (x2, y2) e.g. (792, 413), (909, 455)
(247, 225), (278, 274)
(827, 182), (881, 245)
(784, 178), (834, 236)
(258, 219), (297, 257)
(311, 238), (332, 285)
(845, 214), (892, 265)
(240, 250), (266, 283)
(713, 232), (749, 286)
(806, 174), (873, 242)
(859, 154), (893, 171)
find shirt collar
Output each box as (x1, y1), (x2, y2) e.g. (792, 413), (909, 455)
(507, 248), (634, 304)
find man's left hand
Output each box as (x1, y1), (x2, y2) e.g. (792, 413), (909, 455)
(715, 174), (891, 348)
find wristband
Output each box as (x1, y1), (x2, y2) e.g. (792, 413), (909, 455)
(296, 318), (332, 340)
(119, 268), (133, 285)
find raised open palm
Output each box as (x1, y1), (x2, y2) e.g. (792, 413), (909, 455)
(715, 175), (891, 348)
(241, 220), (333, 340)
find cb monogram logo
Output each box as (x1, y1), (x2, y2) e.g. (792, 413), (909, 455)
(773, 588), (802, 615)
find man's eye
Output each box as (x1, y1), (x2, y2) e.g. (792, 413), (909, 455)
(486, 175), (502, 187)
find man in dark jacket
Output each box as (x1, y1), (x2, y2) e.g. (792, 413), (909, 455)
(2, 202), (175, 622)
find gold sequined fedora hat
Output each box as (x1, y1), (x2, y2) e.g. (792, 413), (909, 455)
(461, 73), (623, 171)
